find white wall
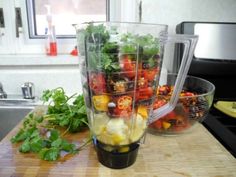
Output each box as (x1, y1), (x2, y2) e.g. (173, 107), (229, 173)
(141, 0), (236, 71)
(1, 0), (236, 96)
(0, 56), (83, 97)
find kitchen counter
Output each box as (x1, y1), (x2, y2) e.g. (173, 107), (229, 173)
(0, 121), (236, 177)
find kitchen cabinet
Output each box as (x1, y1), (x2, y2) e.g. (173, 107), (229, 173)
(0, 119), (236, 176)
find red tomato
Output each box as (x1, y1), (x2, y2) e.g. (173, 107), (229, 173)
(89, 73), (106, 94)
(153, 120), (162, 129)
(157, 85), (171, 95)
(121, 56), (136, 78)
(143, 69), (158, 81)
(166, 111), (176, 119)
(183, 92), (195, 97)
(137, 87), (154, 100)
(153, 99), (167, 109)
(113, 107), (132, 118)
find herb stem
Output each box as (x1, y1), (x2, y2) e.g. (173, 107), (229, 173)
(76, 137), (93, 151)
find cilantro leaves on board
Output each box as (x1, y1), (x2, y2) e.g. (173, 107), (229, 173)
(11, 88), (90, 161)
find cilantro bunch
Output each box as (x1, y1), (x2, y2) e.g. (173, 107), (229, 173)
(83, 23), (160, 73)
(11, 88), (90, 161)
(42, 88), (88, 133)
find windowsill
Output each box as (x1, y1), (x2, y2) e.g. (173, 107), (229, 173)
(0, 54), (79, 66)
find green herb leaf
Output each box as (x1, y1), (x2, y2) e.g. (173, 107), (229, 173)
(19, 138), (31, 153)
(49, 129), (60, 142)
(30, 136), (44, 153)
(61, 139), (76, 153)
(39, 148), (60, 161)
(51, 138), (62, 148)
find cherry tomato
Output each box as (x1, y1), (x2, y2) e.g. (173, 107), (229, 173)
(121, 56), (136, 78)
(152, 120), (162, 129)
(157, 85), (171, 95)
(165, 111), (177, 119)
(182, 92), (195, 97)
(113, 107), (132, 117)
(153, 99), (167, 109)
(137, 87), (153, 100)
(142, 69), (158, 81)
(89, 73), (106, 94)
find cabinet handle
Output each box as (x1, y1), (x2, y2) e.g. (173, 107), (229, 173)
(0, 8), (4, 28)
(15, 7), (22, 38)
(0, 8), (5, 37)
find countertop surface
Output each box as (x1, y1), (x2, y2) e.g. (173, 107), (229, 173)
(0, 121), (236, 177)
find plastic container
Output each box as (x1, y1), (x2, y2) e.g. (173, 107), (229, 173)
(148, 73), (215, 135)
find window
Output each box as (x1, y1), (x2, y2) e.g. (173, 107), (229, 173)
(26, 0), (108, 38)
(0, 0), (138, 56)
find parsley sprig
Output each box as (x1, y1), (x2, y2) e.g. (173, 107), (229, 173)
(11, 88), (91, 161)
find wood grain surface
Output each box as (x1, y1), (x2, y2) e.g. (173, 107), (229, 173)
(0, 122), (236, 177)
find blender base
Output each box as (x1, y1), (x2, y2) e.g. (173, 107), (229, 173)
(93, 139), (140, 169)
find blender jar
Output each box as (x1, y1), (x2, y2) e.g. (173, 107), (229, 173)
(75, 22), (198, 169)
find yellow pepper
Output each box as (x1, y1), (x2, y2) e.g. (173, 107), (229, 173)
(137, 105), (148, 119)
(162, 121), (171, 129)
(92, 95), (110, 111)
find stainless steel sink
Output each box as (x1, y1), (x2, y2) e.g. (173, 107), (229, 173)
(0, 95), (39, 106)
(0, 95), (39, 141)
(0, 106), (33, 141)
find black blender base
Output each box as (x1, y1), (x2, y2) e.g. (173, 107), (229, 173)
(93, 139), (140, 169)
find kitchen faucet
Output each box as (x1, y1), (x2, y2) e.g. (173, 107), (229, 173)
(0, 82), (7, 98)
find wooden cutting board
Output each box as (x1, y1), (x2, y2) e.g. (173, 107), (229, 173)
(0, 121), (236, 177)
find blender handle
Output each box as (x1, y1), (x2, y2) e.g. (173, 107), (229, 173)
(149, 34), (198, 124)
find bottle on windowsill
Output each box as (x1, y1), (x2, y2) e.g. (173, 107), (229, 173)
(45, 26), (57, 56)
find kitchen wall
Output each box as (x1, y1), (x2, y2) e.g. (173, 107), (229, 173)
(141, 0), (236, 71)
(1, 0), (236, 97)
(0, 56), (83, 97)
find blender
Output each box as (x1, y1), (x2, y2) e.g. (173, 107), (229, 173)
(75, 22), (198, 169)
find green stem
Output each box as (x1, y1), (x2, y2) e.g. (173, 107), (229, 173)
(76, 137), (93, 151)
(61, 126), (70, 137)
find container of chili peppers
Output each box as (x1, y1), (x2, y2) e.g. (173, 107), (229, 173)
(75, 22), (199, 169)
(148, 73), (215, 135)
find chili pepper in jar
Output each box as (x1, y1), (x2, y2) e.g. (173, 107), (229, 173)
(120, 55), (136, 79)
(108, 95), (133, 118)
(117, 96), (132, 110)
(89, 73), (106, 94)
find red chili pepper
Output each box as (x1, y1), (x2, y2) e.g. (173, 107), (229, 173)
(89, 73), (106, 94)
(117, 96), (132, 110)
